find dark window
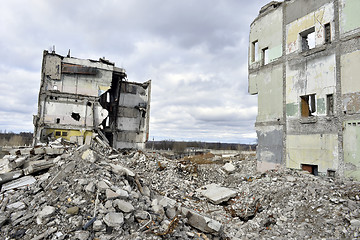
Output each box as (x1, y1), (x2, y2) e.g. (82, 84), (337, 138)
(301, 94), (316, 117)
(55, 131), (61, 136)
(300, 27), (315, 51)
(56, 118), (60, 124)
(301, 164), (318, 176)
(71, 112), (80, 121)
(62, 132), (68, 136)
(324, 23), (331, 43)
(327, 94), (334, 116)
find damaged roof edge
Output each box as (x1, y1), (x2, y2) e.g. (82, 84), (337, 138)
(44, 50), (126, 74)
(250, 1), (284, 26)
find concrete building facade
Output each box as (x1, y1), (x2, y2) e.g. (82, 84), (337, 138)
(248, 0), (360, 179)
(33, 50), (151, 149)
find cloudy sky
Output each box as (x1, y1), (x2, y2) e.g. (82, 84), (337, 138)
(0, 0), (270, 143)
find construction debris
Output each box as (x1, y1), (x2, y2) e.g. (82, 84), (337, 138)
(0, 141), (359, 239)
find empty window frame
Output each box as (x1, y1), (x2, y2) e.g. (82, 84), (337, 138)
(324, 23), (331, 43)
(62, 131), (68, 137)
(55, 131), (61, 136)
(251, 40), (259, 62)
(262, 47), (269, 65)
(326, 94), (334, 116)
(300, 27), (315, 51)
(300, 94), (316, 117)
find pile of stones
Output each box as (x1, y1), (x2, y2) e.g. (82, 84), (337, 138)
(0, 142), (359, 239)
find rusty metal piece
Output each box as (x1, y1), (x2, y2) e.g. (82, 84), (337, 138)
(151, 215), (180, 236)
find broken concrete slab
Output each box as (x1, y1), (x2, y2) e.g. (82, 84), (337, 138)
(103, 212), (124, 227)
(186, 210), (222, 233)
(196, 183), (237, 204)
(113, 199), (134, 213)
(222, 162), (236, 173)
(23, 159), (54, 175)
(0, 170), (23, 185)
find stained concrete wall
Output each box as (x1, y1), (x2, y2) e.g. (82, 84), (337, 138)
(286, 2), (334, 54)
(249, 0), (360, 179)
(341, 50), (360, 114)
(343, 120), (360, 179)
(339, 0), (360, 35)
(249, 5), (283, 66)
(286, 134), (339, 173)
(256, 125), (284, 172)
(250, 65), (283, 122)
(286, 54), (336, 118)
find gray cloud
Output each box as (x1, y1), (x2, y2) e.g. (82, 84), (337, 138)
(0, 0), (270, 143)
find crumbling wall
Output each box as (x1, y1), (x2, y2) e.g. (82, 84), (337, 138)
(249, 0), (360, 179)
(33, 50), (151, 149)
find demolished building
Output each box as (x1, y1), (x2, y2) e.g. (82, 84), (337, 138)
(248, 0), (360, 179)
(33, 50), (151, 149)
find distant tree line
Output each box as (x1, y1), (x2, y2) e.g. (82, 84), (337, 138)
(0, 132), (33, 146)
(145, 140), (257, 152)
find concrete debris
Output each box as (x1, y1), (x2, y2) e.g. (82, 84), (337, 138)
(0, 143), (359, 239)
(222, 162), (236, 173)
(196, 183), (237, 204)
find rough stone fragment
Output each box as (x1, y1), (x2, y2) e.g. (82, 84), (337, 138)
(37, 205), (56, 220)
(222, 162), (236, 173)
(93, 220), (105, 231)
(66, 206), (79, 215)
(0, 214), (8, 227)
(115, 189), (129, 199)
(73, 230), (90, 240)
(85, 182), (95, 193)
(103, 212), (124, 227)
(81, 149), (97, 163)
(186, 210), (222, 233)
(114, 199), (134, 213)
(159, 196), (177, 208)
(196, 183), (237, 204)
(6, 201), (26, 211)
(0, 170), (24, 185)
(97, 180), (109, 191)
(109, 163), (135, 177)
(106, 189), (120, 200)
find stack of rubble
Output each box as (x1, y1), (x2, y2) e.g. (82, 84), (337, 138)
(0, 141), (359, 239)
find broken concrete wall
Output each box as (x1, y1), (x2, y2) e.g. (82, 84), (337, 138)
(249, 0), (360, 179)
(34, 50), (151, 149)
(248, 3), (284, 172)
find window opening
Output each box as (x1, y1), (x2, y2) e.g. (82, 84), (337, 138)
(300, 94), (316, 117)
(55, 131), (61, 136)
(56, 118), (60, 124)
(300, 27), (315, 51)
(327, 169), (335, 178)
(324, 23), (331, 43)
(262, 47), (269, 65)
(326, 94), (334, 116)
(62, 132), (68, 136)
(71, 112), (81, 121)
(251, 40), (259, 62)
(301, 164), (318, 176)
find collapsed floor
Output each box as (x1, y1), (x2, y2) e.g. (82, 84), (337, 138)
(0, 140), (359, 239)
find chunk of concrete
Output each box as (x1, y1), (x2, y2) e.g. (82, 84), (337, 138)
(106, 189), (120, 200)
(196, 183), (237, 204)
(103, 212), (124, 227)
(222, 162), (236, 173)
(109, 163), (135, 177)
(81, 149), (97, 163)
(113, 199), (134, 213)
(186, 210), (222, 233)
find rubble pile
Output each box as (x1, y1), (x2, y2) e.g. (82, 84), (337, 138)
(0, 141), (359, 239)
